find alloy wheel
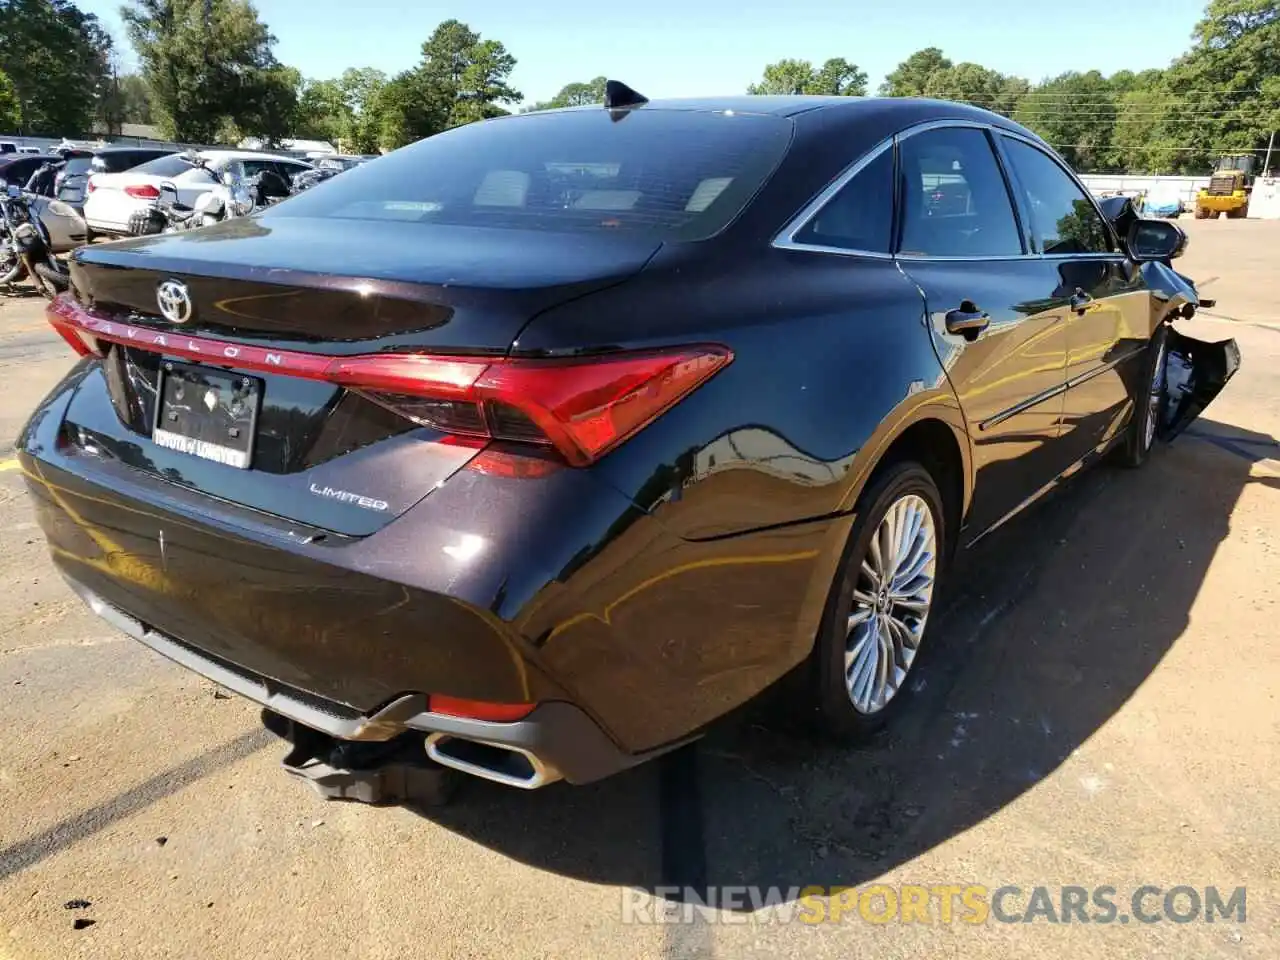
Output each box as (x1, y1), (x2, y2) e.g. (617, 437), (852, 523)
(845, 493), (937, 714)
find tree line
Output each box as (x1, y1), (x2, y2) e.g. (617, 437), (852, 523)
(1, 0), (1276, 173)
(734, 0), (1280, 175)
(0, 2), (521, 151)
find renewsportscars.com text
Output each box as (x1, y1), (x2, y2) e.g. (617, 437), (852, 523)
(622, 884), (1247, 925)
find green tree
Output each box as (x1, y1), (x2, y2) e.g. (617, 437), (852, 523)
(238, 61), (298, 144)
(337, 66), (386, 152)
(121, 0), (293, 142)
(375, 71), (430, 151)
(418, 19), (520, 127)
(747, 57), (867, 96)
(1108, 70), (1187, 173)
(1158, 0), (1280, 172)
(924, 62), (1006, 111)
(118, 72), (153, 124)
(375, 19), (520, 149)
(0, 67), (20, 129)
(294, 76), (347, 143)
(0, 0), (113, 134)
(879, 47), (952, 97)
(524, 75), (607, 112)
(993, 75), (1030, 118)
(1015, 70), (1118, 172)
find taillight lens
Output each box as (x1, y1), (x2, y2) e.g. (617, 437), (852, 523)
(329, 347), (733, 466)
(124, 184), (160, 199)
(86, 177), (96, 194)
(43, 295), (732, 467)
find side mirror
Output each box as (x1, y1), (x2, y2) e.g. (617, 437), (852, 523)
(1127, 218), (1187, 261)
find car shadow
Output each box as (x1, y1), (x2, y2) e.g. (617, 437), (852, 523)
(408, 418), (1278, 905)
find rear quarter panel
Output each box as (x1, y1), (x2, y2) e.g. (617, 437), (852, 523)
(508, 244), (974, 748)
(518, 244), (972, 541)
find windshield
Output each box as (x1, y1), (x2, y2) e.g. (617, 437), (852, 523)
(130, 154), (203, 178)
(63, 157), (92, 177)
(269, 109), (793, 241)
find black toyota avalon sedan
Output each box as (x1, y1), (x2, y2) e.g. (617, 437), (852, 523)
(20, 86), (1237, 791)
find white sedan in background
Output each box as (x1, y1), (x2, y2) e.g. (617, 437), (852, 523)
(83, 150), (313, 236)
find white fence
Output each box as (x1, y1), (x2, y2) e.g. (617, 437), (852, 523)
(1078, 174), (1210, 209)
(1249, 176), (1280, 219)
(1079, 173), (1280, 219)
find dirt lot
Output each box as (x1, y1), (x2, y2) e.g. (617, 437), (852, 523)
(1, 218), (1278, 959)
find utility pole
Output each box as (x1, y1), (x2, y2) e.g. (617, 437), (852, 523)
(1265, 130), (1276, 177)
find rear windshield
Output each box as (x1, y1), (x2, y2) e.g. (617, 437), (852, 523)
(267, 109), (794, 241)
(63, 157), (93, 176)
(101, 150), (172, 172)
(130, 154), (198, 177)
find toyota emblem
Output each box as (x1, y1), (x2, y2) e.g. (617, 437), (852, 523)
(156, 279), (193, 324)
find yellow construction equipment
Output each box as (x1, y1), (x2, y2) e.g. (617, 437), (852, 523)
(1195, 154), (1255, 219)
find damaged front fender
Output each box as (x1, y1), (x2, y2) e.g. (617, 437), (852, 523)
(1159, 328), (1241, 441)
(1139, 259), (1241, 442)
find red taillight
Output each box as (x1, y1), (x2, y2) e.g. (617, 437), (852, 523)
(124, 184), (160, 199)
(332, 347), (732, 466)
(427, 695), (535, 723)
(86, 176), (97, 194)
(44, 295), (733, 466)
(51, 322), (97, 357)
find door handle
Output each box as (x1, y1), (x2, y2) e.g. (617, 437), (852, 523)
(944, 305), (991, 336)
(1069, 288), (1093, 314)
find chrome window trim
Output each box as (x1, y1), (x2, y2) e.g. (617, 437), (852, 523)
(772, 134), (896, 258)
(772, 115), (1122, 264)
(992, 129), (1122, 255)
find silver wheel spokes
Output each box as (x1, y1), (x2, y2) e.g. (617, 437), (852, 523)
(1144, 338), (1168, 450)
(845, 494), (937, 715)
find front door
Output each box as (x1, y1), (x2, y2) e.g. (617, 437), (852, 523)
(893, 125), (1073, 540)
(994, 135), (1153, 466)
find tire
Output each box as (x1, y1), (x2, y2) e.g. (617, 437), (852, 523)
(1118, 324), (1170, 468)
(1194, 206), (1210, 219)
(806, 461), (948, 741)
(33, 262), (68, 300)
(1, 251), (25, 286)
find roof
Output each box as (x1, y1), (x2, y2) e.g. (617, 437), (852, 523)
(531, 95), (1028, 131)
(0, 153), (56, 166)
(198, 149), (313, 163)
(238, 137), (335, 154)
(95, 144), (175, 155)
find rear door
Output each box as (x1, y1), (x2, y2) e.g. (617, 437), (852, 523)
(894, 124), (1075, 538)
(995, 134), (1153, 466)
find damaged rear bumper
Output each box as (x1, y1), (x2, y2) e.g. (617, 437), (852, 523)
(65, 577), (682, 788)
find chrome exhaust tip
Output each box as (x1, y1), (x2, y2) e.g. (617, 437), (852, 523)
(424, 732), (561, 790)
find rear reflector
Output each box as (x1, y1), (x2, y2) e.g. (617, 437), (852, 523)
(124, 184), (160, 199)
(427, 696), (535, 723)
(46, 294), (732, 466)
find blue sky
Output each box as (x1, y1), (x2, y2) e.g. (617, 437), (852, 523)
(79, 0), (1210, 107)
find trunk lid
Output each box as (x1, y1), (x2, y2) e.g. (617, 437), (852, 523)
(63, 217), (659, 534)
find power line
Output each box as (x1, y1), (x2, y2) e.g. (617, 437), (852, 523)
(1011, 109), (1273, 118)
(914, 88), (1270, 100)
(1049, 143), (1271, 152)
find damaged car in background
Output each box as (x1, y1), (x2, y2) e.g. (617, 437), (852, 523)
(19, 83), (1238, 800)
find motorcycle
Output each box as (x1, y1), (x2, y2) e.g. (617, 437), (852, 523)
(128, 153), (287, 236)
(0, 179), (71, 299)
